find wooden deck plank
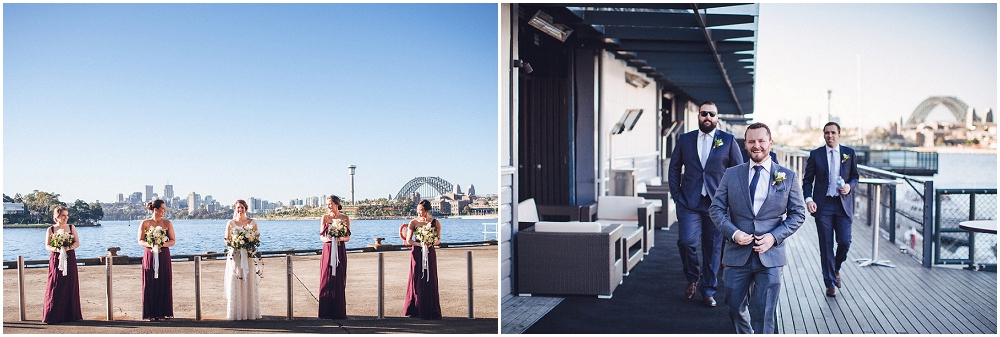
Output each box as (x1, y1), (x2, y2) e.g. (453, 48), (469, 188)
(777, 215), (996, 335)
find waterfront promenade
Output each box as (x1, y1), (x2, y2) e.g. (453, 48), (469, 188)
(3, 245), (498, 334)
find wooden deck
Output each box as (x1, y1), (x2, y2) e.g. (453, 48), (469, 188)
(500, 295), (562, 334)
(778, 216), (997, 334)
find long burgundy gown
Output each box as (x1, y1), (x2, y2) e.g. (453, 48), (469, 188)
(318, 223), (348, 319)
(404, 241), (442, 320)
(42, 225), (83, 324)
(141, 244), (173, 319)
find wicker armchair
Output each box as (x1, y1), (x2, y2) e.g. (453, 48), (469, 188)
(517, 222), (624, 299)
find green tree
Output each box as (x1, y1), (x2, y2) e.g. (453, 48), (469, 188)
(69, 199), (91, 224)
(22, 190), (65, 224)
(89, 203), (105, 222)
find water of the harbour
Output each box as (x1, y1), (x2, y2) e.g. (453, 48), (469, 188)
(3, 218), (498, 262)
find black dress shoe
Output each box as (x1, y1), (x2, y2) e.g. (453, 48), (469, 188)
(835, 272), (842, 288)
(826, 286), (836, 297)
(703, 296), (717, 307)
(685, 283), (698, 299)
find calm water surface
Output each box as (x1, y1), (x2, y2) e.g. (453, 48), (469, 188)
(3, 218), (497, 261)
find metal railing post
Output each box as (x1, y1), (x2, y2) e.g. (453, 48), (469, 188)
(923, 181), (935, 267)
(378, 252), (384, 319)
(106, 255), (113, 321)
(195, 256), (202, 321)
(467, 250), (474, 319)
(18, 256), (26, 321)
(286, 255), (293, 320)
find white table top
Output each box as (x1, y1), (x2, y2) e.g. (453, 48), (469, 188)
(959, 220), (997, 234)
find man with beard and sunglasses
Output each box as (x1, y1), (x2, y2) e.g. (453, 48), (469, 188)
(668, 101), (744, 307)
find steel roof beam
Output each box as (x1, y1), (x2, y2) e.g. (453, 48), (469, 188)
(691, 3), (744, 115)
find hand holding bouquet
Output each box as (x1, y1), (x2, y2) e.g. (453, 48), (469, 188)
(326, 219), (350, 241)
(145, 226), (170, 279)
(414, 224), (439, 246)
(50, 228), (74, 276)
(227, 225), (261, 258)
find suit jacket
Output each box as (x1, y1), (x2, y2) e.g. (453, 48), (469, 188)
(802, 145), (860, 217)
(709, 162), (806, 268)
(668, 129), (744, 209)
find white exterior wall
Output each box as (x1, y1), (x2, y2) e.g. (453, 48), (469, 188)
(599, 51), (660, 191)
(498, 3), (516, 297)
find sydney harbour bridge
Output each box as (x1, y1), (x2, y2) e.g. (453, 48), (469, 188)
(905, 96), (992, 127)
(394, 176), (469, 200)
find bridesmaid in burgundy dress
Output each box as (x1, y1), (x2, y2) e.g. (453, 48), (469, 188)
(318, 195), (351, 319)
(137, 199), (176, 321)
(42, 206), (83, 324)
(403, 200), (442, 319)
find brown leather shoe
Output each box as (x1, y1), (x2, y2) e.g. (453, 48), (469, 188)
(826, 286), (836, 297)
(835, 272), (842, 288)
(703, 296), (717, 307)
(685, 283), (698, 299)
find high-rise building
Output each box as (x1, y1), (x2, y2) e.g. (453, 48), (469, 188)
(467, 184), (476, 196)
(164, 184), (174, 200)
(187, 192), (201, 215)
(117, 193), (124, 203)
(130, 192), (143, 204)
(145, 185), (154, 202)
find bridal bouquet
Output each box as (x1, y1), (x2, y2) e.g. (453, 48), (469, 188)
(227, 224), (262, 280)
(50, 229), (74, 276)
(227, 225), (261, 258)
(325, 219), (349, 275)
(144, 226), (169, 279)
(413, 223), (439, 281)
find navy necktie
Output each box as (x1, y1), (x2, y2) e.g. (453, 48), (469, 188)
(750, 165), (764, 202)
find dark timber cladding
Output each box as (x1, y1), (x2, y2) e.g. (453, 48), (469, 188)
(530, 3), (758, 115)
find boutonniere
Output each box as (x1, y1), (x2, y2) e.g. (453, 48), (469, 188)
(712, 138), (723, 149)
(772, 171), (787, 186)
(841, 153), (850, 163)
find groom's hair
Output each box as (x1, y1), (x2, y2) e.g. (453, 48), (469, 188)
(745, 122), (772, 140)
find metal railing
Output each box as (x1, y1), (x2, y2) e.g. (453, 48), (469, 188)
(934, 189), (997, 271)
(14, 248), (481, 321)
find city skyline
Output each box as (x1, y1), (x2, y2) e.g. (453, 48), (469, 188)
(3, 4), (499, 204)
(754, 3), (996, 130)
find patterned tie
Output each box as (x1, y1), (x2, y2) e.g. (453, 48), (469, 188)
(828, 149), (838, 197)
(750, 165), (764, 203)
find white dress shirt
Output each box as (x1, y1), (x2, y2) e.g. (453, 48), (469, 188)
(749, 162), (771, 215)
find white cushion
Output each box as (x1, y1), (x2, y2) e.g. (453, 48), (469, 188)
(517, 198), (539, 223)
(597, 196), (645, 220)
(534, 221), (602, 233)
(593, 219), (639, 228)
(636, 182), (648, 194)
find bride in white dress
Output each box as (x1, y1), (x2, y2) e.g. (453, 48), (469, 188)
(224, 200), (262, 320)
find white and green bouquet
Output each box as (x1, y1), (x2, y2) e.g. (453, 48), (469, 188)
(227, 224), (262, 280)
(325, 219), (349, 275)
(413, 223), (439, 281)
(50, 228), (74, 276)
(144, 226), (169, 278)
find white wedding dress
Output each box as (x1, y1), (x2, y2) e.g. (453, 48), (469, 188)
(224, 219), (262, 320)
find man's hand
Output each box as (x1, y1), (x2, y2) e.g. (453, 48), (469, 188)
(734, 230), (754, 246)
(754, 233), (776, 253)
(839, 184), (851, 195)
(806, 200), (817, 213)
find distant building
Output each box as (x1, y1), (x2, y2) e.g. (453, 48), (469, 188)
(467, 184), (476, 196)
(164, 184), (174, 200)
(187, 192), (201, 215)
(4, 203), (26, 215)
(145, 185), (153, 202)
(117, 193), (124, 203)
(129, 192), (143, 204)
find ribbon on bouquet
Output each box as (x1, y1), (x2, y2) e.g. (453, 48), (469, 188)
(57, 247), (69, 276)
(421, 243), (430, 282)
(330, 239), (340, 275)
(152, 245), (161, 279)
(239, 248), (250, 281)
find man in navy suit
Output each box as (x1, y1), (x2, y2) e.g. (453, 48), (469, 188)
(668, 101), (744, 307)
(710, 122), (806, 334)
(802, 122), (860, 297)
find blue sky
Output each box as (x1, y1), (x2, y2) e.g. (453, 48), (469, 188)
(3, 3), (498, 204)
(754, 3), (997, 130)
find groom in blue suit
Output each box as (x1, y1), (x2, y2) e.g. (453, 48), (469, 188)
(668, 101), (744, 307)
(802, 122), (860, 297)
(710, 122), (806, 334)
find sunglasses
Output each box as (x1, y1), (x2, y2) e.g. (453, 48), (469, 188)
(699, 111), (717, 117)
